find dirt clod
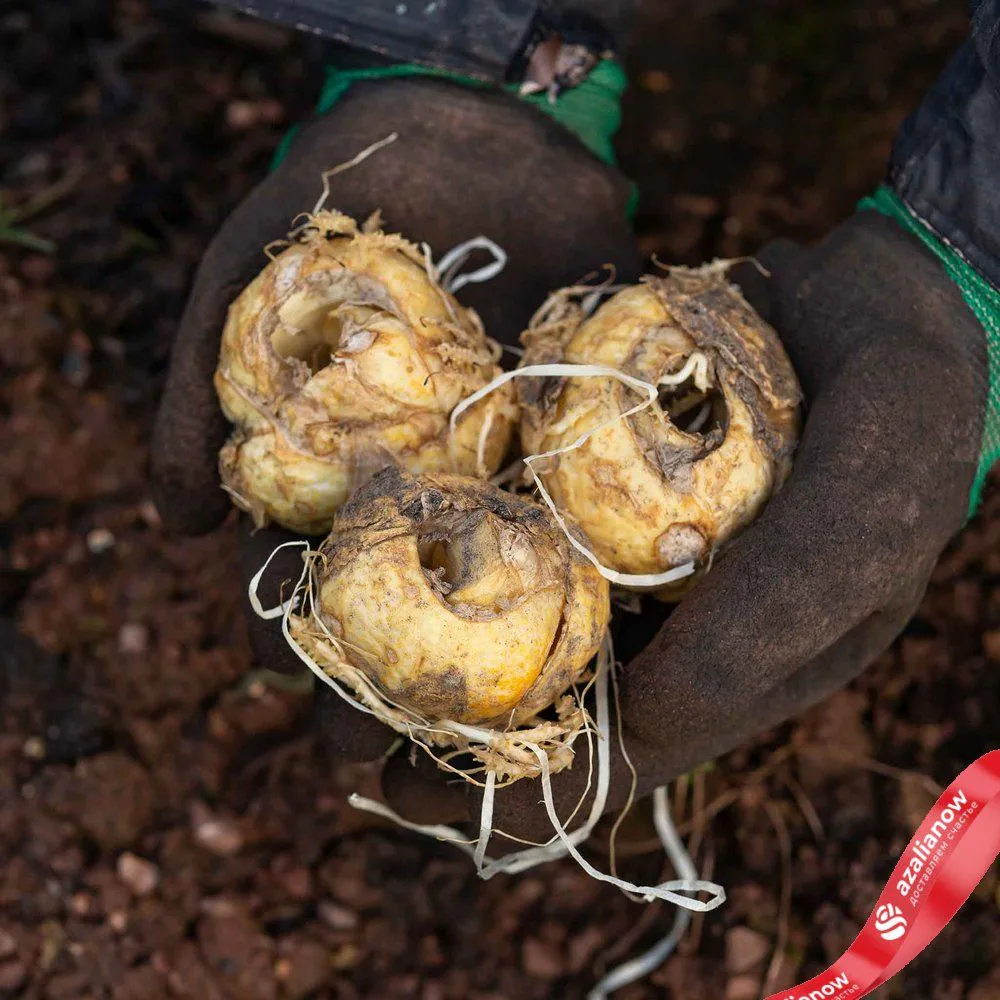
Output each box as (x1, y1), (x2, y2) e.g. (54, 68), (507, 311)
(116, 853), (160, 897)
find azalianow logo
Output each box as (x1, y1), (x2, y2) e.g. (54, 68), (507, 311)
(874, 904), (908, 942)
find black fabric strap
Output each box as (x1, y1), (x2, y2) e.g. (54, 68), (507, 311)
(209, 0), (540, 81)
(889, 0), (1000, 289)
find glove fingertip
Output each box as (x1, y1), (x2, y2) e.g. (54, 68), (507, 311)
(150, 395), (231, 536)
(238, 519), (317, 676)
(731, 238), (804, 328)
(381, 750), (468, 826)
(313, 684), (397, 762)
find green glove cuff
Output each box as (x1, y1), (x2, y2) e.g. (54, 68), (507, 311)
(271, 60), (637, 217)
(860, 185), (1000, 516)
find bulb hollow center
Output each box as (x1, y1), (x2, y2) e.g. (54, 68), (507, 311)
(657, 375), (728, 438)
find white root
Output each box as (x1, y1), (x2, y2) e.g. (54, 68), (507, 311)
(587, 787), (703, 999)
(252, 543), (725, 1000)
(436, 235), (508, 294)
(450, 364), (697, 589)
(311, 132), (399, 216)
(657, 351), (710, 392)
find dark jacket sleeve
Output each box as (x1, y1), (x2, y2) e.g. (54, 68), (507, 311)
(204, 1), (634, 82)
(207, 0), (540, 80)
(890, 0), (1000, 288)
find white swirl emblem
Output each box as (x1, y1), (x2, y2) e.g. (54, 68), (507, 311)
(874, 904), (908, 941)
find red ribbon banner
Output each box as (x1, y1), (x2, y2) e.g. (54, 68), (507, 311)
(764, 750), (1000, 1000)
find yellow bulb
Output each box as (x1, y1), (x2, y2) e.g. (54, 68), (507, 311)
(214, 210), (517, 535)
(295, 468), (610, 725)
(519, 268), (801, 597)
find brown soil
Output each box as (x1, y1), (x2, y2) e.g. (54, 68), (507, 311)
(1, 1), (996, 998)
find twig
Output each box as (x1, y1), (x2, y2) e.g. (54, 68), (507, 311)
(783, 773), (825, 842)
(686, 839), (715, 954)
(687, 767), (708, 870)
(797, 745), (944, 798)
(760, 801), (793, 999)
(593, 895), (665, 975)
(3, 165), (83, 225)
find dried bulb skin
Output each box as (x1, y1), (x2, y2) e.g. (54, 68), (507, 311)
(304, 467), (610, 725)
(520, 268), (802, 597)
(214, 211), (517, 535)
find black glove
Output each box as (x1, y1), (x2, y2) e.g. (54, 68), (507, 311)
(150, 77), (640, 778)
(384, 210), (987, 845)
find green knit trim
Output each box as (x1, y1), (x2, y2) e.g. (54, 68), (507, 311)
(860, 186), (1000, 516)
(272, 60), (636, 216)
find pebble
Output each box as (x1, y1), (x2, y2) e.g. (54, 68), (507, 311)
(521, 937), (564, 981)
(278, 866), (312, 900)
(0, 930), (15, 960)
(137, 500), (162, 528)
(725, 926), (770, 975)
(726, 973), (762, 1000)
(86, 528), (115, 554)
(72, 754), (153, 851)
(983, 630), (1000, 661)
(226, 98), (283, 130)
(330, 943), (361, 970)
(641, 69), (673, 93)
(116, 852), (160, 896)
(191, 802), (245, 857)
(118, 623), (149, 654)
(277, 939), (330, 999)
(567, 924), (606, 974)
(317, 901), (358, 931)
(22, 737), (46, 760)
(0, 961), (26, 992)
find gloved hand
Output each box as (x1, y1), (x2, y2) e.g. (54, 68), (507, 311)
(383, 209), (988, 843)
(150, 77), (639, 779)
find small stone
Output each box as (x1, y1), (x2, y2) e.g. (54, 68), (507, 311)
(983, 630), (1000, 661)
(117, 853), (160, 896)
(86, 528), (115, 554)
(68, 754), (153, 851)
(567, 924), (606, 974)
(19, 254), (55, 284)
(224, 99), (282, 130)
(0, 961), (26, 992)
(279, 939), (330, 999)
(521, 937), (564, 981)
(70, 892), (92, 915)
(137, 500), (162, 528)
(641, 69), (673, 93)
(725, 927), (770, 975)
(191, 802), (244, 857)
(22, 736), (46, 760)
(226, 100), (257, 129)
(11, 150), (51, 180)
(109, 910), (129, 934)
(279, 867), (312, 901)
(330, 943), (361, 970)
(726, 973), (762, 1000)
(199, 897), (240, 919)
(118, 624), (149, 654)
(317, 901), (358, 931)
(0, 930), (16, 960)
